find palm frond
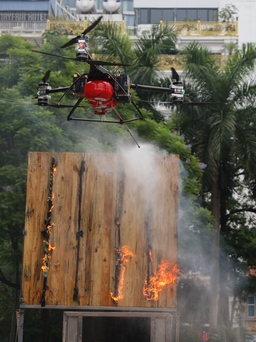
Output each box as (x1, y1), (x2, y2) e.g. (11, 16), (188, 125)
(225, 43), (256, 95)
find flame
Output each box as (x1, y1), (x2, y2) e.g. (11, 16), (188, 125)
(41, 265), (49, 272)
(48, 243), (55, 252)
(111, 246), (135, 302)
(49, 204), (54, 212)
(41, 161), (57, 277)
(148, 249), (153, 262)
(143, 261), (179, 301)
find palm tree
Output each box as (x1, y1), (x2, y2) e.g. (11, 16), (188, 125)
(129, 25), (177, 85)
(89, 21), (134, 66)
(174, 42), (256, 328)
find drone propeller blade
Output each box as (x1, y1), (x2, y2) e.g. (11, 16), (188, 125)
(82, 15), (103, 35)
(60, 37), (81, 50)
(42, 70), (51, 83)
(32, 49), (77, 61)
(60, 16), (103, 49)
(32, 49), (129, 66)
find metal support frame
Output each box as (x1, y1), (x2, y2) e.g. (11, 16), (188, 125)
(18, 305), (177, 342)
(16, 309), (24, 342)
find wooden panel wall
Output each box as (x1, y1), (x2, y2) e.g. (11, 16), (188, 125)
(22, 152), (179, 308)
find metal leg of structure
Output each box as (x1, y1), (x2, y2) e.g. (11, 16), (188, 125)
(16, 309), (24, 342)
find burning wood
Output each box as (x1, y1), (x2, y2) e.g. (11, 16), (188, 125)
(111, 245), (135, 302)
(40, 157), (57, 307)
(143, 261), (179, 301)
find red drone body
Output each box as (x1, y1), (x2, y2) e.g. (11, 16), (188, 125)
(83, 80), (117, 115)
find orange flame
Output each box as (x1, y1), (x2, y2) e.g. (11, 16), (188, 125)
(148, 249), (153, 262)
(111, 246), (135, 302)
(41, 265), (49, 272)
(143, 261), (179, 301)
(41, 162), (57, 276)
(48, 243), (56, 252)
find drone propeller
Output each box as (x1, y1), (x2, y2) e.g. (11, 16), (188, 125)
(60, 16), (103, 49)
(42, 70), (51, 83)
(31, 49), (129, 67)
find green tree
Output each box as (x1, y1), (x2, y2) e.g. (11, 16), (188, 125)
(218, 4), (238, 22)
(129, 25), (176, 85)
(173, 42), (256, 328)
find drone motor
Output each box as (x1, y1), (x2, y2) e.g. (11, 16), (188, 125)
(170, 81), (184, 102)
(76, 36), (89, 61)
(37, 81), (52, 106)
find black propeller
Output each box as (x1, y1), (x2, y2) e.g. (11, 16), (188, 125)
(31, 49), (129, 67)
(60, 16), (103, 49)
(42, 70), (51, 83)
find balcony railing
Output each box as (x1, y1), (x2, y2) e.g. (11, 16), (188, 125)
(160, 20), (238, 36)
(46, 19), (125, 35)
(0, 21), (46, 35)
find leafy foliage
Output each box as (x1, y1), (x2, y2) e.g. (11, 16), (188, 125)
(218, 4), (238, 22)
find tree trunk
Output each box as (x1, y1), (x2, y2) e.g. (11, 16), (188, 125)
(209, 179), (221, 328)
(218, 262), (230, 327)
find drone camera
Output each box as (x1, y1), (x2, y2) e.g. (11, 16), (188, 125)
(170, 81), (184, 102)
(114, 74), (131, 103)
(37, 82), (51, 105)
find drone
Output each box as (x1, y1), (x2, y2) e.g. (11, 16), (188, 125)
(32, 16), (215, 146)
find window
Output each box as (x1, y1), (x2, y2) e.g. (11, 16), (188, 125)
(124, 14), (135, 27)
(140, 9), (148, 24)
(162, 9), (174, 21)
(208, 9), (218, 21)
(187, 9), (197, 21)
(95, 0), (103, 10)
(248, 295), (255, 317)
(176, 9), (186, 21)
(150, 9), (161, 24)
(137, 8), (219, 24)
(197, 9), (207, 21)
(122, 0), (134, 12)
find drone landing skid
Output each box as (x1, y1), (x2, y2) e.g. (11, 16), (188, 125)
(67, 106), (141, 148)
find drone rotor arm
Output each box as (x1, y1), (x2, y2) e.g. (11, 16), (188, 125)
(48, 87), (71, 94)
(130, 83), (172, 93)
(42, 104), (88, 108)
